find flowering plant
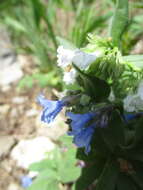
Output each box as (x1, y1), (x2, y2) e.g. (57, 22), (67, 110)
(37, 0), (143, 190)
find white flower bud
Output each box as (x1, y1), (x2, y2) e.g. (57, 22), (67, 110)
(137, 80), (143, 100)
(123, 94), (143, 112)
(63, 69), (77, 85)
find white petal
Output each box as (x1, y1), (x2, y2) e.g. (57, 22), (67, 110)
(137, 80), (143, 100)
(123, 94), (143, 112)
(73, 50), (99, 70)
(63, 69), (77, 84)
(57, 46), (75, 68)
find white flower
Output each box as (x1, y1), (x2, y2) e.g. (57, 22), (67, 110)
(123, 94), (143, 112)
(73, 50), (98, 70)
(57, 46), (75, 68)
(57, 46), (101, 84)
(63, 68), (77, 85)
(123, 80), (143, 112)
(137, 80), (143, 100)
(57, 46), (100, 70)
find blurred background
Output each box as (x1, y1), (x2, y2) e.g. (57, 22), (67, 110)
(0, 0), (143, 190)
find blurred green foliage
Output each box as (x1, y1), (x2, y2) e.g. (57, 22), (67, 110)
(0, 0), (113, 88)
(28, 135), (81, 190)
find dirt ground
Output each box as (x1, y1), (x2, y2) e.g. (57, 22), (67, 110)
(0, 53), (67, 190)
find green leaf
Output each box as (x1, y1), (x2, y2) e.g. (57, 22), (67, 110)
(58, 148), (81, 183)
(123, 55), (143, 70)
(73, 158), (105, 190)
(109, 0), (128, 47)
(130, 175), (143, 190)
(129, 162), (143, 190)
(116, 173), (138, 190)
(4, 17), (27, 33)
(99, 110), (125, 153)
(123, 117), (143, 149)
(123, 55), (143, 62)
(122, 118), (143, 162)
(28, 177), (59, 190)
(30, 0), (42, 28)
(73, 64), (110, 101)
(27, 169), (58, 190)
(58, 135), (74, 148)
(29, 159), (56, 172)
(95, 159), (119, 190)
(134, 117), (143, 145)
(56, 36), (76, 49)
(59, 159), (81, 183)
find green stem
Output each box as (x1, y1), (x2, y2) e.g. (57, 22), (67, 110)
(109, 0), (129, 48)
(71, 0), (77, 11)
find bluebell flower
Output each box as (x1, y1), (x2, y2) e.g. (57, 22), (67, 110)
(37, 94), (66, 123)
(74, 126), (95, 154)
(124, 113), (143, 122)
(21, 176), (32, 188)
(66, 112), (96, 154)
(124, 113), (137, 121)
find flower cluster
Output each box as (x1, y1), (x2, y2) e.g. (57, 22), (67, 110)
(37, 94), (67, 123)
(37, 93), (139, 154)
(37, 37), (143, 155)
(57, 46), (100, 84)
(37, 94), (96, 153)
(123, 81), (143, 112)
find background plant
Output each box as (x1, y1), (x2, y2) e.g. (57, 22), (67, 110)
(27, 135), (81, 190)
(0, 0), (113, 88)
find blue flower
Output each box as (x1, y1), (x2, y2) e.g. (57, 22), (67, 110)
(124, 113), (143, 122)
(74, 126), (95, 154)
(37, 94), (66, 123)
(124, 113), (137, 121)
(21, 176), (32, 188)
(66, 112), (96, 154)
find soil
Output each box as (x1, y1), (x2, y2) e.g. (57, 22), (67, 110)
(0, 54), (67, 190)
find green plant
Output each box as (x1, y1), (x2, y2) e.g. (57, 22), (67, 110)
(28, 136), (81, 190)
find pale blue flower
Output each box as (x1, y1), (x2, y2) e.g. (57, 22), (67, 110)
(37, 94), (66, 123)
(21, 176), (32, 188)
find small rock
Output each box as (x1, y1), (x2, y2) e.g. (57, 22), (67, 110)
(26, 109), (38, 117)
(12, 97), (27, 104)
(0, 136), (16, 157)
(0, 26), (13, 56)
(0, 104), (10, 115)
(11, 136), (55, 169)
(1, 159), (12, 172)
(8, 183), (23, 190)
(10, 108), (19, 118)
(1, 84), (11, 92)
(0, 62), (23, 86)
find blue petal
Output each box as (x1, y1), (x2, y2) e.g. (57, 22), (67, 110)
(21, 176), (32, 188)
(73, 126), (95, 154)
(37, 94), (65, 123)
(124, 113), (136, 121)
(67, 111), (96, 154)
(37, 94), (53, 108)
(123, 113), (143, 122)
(66, 112), (95, 134)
